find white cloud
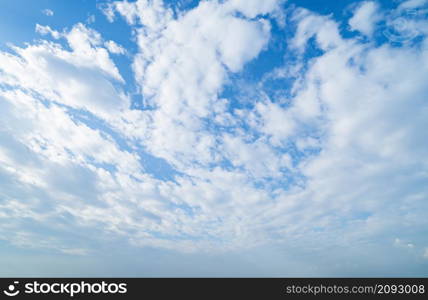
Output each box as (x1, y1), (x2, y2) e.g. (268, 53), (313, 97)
(65, 24), (120, 78)
(0, 0), (286, 254)
(226, 0), (282, 18)
(60, 248), (90, 256)
(394, 238), (415, 249)
(399, 0), (428, 10)
(87, 15), (96, 24)
(221, 134), (291, 178)
(2, 23), (127, 120)
(101, 1), (427, 256)
(277, 8), (428, 258)
(252, 101), (296, 145)
(35, 24), (62, 39)
(349, 1), (382, 37)
(42, 9), (54, 17)
(99, 4), (115, 22)
(105, 40), (126, 55)
(1, 0), (428, 270)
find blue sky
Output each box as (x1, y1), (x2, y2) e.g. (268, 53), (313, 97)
(0, 0), (428, 277)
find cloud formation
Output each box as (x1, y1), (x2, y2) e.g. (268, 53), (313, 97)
(1, 0), (427, 275)
(42, 9), (54, 17)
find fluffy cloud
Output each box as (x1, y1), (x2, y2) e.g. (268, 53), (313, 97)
(1, 23), (127, 120)
(104, 40), (126, 55)
(119, 0), (277, 170)
(35, 24), (62, 39)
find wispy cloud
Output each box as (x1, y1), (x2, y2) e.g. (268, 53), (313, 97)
(42, 9), (54, 17)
